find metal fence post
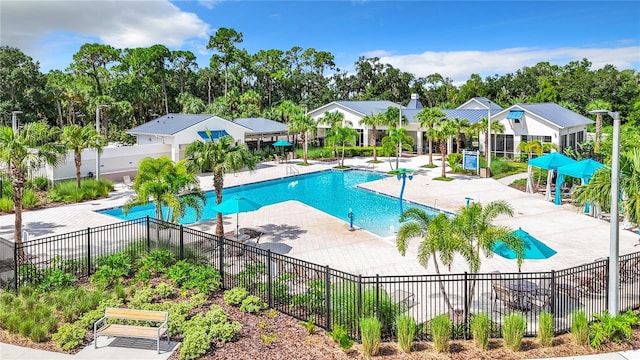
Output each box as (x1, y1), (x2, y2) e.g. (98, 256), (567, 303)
(179, 225), (184, 260)
(357, 275), (363, 321)
(375, 274), (380, 318)
(550, 270), (556, 320)
(267, 250), (273, 308)
(86, 227), (91, 276)
(146, 216), (151, 251)
(464, 272), (469, 339)
(218, 236), (225, 288)
(13, 241), (18, 290)
(324, 265), (331, 331)
(605, 257), (610, 310)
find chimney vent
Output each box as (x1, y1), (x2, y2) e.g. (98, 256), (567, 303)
(411, 93), (419, 100)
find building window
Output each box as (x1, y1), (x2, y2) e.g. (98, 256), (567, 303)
(560, 135), (567, 151)
(577, 131), (584, 143)
(494, 134), (514, 158)
(522, 135), (552, 143)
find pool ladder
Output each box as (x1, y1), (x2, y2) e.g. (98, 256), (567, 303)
(286, 165), (300, 176)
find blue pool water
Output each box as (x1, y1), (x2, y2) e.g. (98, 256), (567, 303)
(99, 170), (439, 237)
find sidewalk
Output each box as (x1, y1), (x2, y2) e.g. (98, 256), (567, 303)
(0, 338), (179, 360)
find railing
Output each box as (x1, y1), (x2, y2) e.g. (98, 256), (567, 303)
(286, 165), (299, 176)
(7, 217), (640, 341)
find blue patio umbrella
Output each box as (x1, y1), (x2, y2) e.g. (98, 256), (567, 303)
(272, 139), (293, 147)
(212, 194), (263, 240)
(492, 229), (557, 270)
(554, 159), (607, 206)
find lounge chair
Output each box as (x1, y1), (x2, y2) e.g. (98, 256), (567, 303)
(274, 154), (281, 163)
(123, 175), (133, 189)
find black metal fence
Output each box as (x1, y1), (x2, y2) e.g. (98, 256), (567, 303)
(6, 217), (640, 341)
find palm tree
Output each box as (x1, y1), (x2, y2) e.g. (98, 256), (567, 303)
(451, 200), (523, 309)
(450, 117), (471, 153)
(317, 111), (345, 159)
(0, 123), (64, 255)
(415, 107), (445, 166)
(360, 112), (386, 161)
(288, 113), (316, 165)
(327, 125), (358, 167)
(586, 99), (612, 154)
(518, 140), (543, 160)
(396, 209), (459, 313)
(574, 149), (640, 224)
(123, 157), (205, 223)
(432, 118), (457, 178)
(59, 124), (106, 188)
(184, 134), (256, 236)
(381, 127), (413, 170)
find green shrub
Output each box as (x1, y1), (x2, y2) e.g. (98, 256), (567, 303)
(240, 295), (265, 313)
(91, 252), (133, 287)
(571, 309), (589, 346)
(538, 311), (554, 347)
(237, 263), (266, 291)
(290, 278), (325, 314)
(28, 176), (50, 191)
(210, 321), (241, 343)
(360, 316), (381, 357)
(22, 189), (40, 209)
(53, 323), (86, 350)
(179, 326), (210, 360)
(590, 310), (638, 350)
(224, 287), (249, 306)
(48, 178), (113, 203)
(502, 313), (526, 351)
(328, 324), (353, 350)
(396, 314), (415, 353)
(38, 265), (76, 291)
(0, 197), (13, 212)
(300, 316), (316, 334)
(129, 286), (154, 309)
(77, 297), (123, 329)
(430, 314), (451, 353)
(138, 250), (176, 274)
(471, 313), (491, 350)
(154, 283), (176, 299)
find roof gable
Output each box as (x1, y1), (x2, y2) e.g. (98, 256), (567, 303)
(505, 103), (594, 128)
(457, 97), (503, 110)
(128, 114), (216, 135)
(332, 100), (401, 116)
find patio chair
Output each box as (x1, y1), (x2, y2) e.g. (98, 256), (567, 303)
(492, 281), (528, 312)
(274, 154), (281, 163)
(528, 287), (552, 312)
(123, 175), (133, 189)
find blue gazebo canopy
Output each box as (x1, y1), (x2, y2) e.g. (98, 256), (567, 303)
(528, 152), (576, 170)
(554, 159), (607, 205)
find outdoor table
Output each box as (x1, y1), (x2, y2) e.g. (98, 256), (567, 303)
(502, 279), (539, 311)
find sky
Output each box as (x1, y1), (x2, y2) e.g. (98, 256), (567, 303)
(1, 0), (639, 84)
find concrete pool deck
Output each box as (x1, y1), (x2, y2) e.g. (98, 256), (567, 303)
(1, 155), (639, 277)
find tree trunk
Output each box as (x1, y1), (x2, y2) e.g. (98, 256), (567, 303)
(302, 132), (308, 164)
(75, 151), (82, 188)
(11, 165), (26, 262)
(433, 254), (455, 313)
(595, 114), (602, 153)
(371, 126), (378, 162)
(428, 138), (434, 165)
(214, 171), (225, 236)
(56, 100), (63, 127)
(440, 143), (447, 178)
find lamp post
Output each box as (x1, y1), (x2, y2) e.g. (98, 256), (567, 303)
(95, 105), (109, 180)
(11, 111), (23, 133)
(398, 107), (402, 169)
(486, 101), (492, 168)
(589, 109), (620, 315)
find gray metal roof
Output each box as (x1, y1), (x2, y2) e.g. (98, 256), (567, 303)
(474, 97), (503, 110)
(515, 103), (594, 128)
(402, 109), (496, 124)
(405, 98), (424, 110)
(127, 114), (215, 135)
(234, 117), (288, 134)
(334, 101), (401, 116)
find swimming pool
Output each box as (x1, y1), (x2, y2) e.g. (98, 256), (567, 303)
(99, 170), (440, 237)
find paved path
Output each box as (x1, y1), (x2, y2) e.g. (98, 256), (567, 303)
(1, 338), (179, 359)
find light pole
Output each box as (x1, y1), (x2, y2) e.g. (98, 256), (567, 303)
(398, 107), (402, 168)
(589, 109), (620, 315)
(95, 105), (109, 180)
(11, 111), (23, 133)
(486, 101), (491, 168)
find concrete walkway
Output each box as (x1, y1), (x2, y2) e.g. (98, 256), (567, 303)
(1, 337), (180, 359)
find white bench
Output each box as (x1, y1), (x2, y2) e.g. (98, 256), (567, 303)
(94, 308), (169, 354)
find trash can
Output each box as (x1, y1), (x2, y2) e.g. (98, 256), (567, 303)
(479, 167), (491, 178)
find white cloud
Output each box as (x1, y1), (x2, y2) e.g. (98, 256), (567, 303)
(1, 0), (211, 51)
(374, 46), (640, 84)
(361, 49), (393, 58)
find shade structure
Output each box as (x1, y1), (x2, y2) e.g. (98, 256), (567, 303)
(527, 152), (577, 200)
(554, 159), (607, 205)
(273, 139), (293, 147)
(492, 228), (557, 260)
(527, 152), (576, 170)
(212, 195), (263, 240)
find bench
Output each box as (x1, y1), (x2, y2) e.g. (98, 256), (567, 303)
(94, 307), (169, 354)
